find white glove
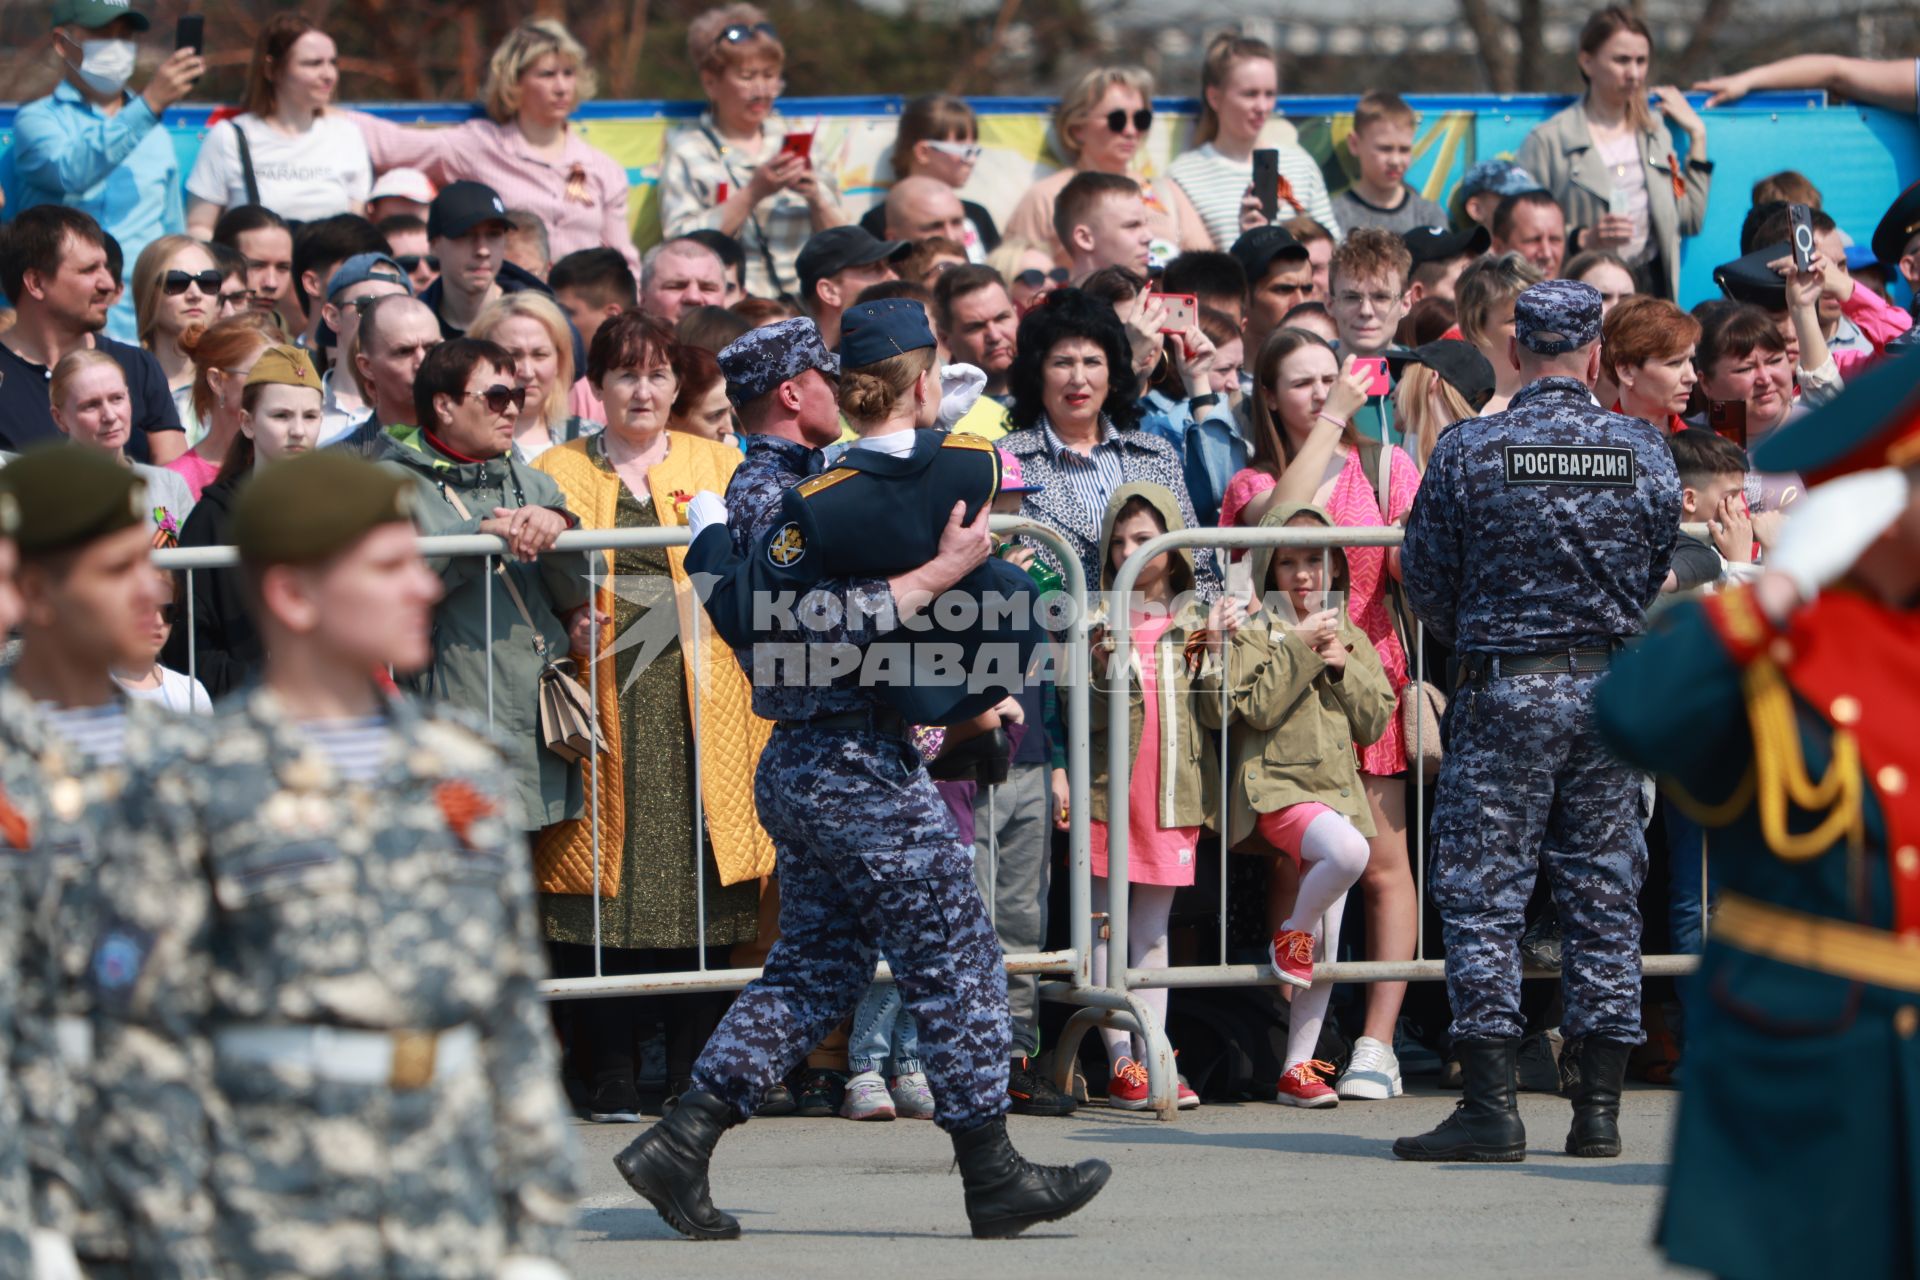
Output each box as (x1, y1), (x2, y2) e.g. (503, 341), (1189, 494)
(936, 362), (988, 429)
(497, 1256), (569, 1280)
(1763, 467), (1910, 600)
(686, 491), (729, 539)
(30, 1230), (82, 1280)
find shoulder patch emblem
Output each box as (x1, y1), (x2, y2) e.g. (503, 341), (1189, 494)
(796, 467), (855, 499)
(92, 928), (149, 993)
(768, 521), (806, 568)
(1503, 444), (1637, 487)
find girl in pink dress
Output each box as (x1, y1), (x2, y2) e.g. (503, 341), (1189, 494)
(1219, 326), (1424, 1100)
(1088, 483), (1233, 1111)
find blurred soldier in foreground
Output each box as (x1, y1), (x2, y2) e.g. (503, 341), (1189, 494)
(1597, 349), (1920, 1278)
(1, 446), (178, 1279)
(87, 451), (578, 1278)
(1396, 280), (1681, 1162)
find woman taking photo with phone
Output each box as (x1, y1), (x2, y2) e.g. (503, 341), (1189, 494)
(658, 3), (849, 300)
(1515, 5), (1711, 301)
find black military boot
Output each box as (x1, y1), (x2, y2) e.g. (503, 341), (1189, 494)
(1565, 1037), (1632, 1158)
(951, 1115), (1112, 1239)
(613, 1090), (740, 1240)
(1392, 1037), (1527, 1162)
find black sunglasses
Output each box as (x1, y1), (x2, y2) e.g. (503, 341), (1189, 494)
(394, 254), (439, 273)
(162, 269), (222, 297)
(457, 384), (528, 414)
(716, 21), (777, 47)
(156, 603), (177, 625)
(1014, 267), (1071, 289)
(1103, 108), (1153, 134)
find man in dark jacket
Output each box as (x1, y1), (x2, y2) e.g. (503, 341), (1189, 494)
(420, 181), (587, 372)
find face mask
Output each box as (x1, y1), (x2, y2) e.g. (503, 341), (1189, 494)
(70, 38), (138, 96)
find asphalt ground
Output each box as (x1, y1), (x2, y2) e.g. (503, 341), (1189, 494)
(567, 1080), (1690, 1279)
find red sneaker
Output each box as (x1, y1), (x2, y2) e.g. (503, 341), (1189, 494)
(1275, 1059), (1339, 1108)
(1270, 929), (1317, 988)
(1107, 1057), (1151, 1110)
(1176, 1078), (1200, 1109)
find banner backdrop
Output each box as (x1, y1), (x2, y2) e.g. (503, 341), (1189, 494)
(4, 92), (1915, 308)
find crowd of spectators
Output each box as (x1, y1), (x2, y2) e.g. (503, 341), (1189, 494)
(3, 0), (1919, 1120)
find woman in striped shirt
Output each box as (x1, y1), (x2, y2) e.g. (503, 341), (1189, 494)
(1167, 35), (1341, 252)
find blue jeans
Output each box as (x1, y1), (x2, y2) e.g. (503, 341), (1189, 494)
(849, 970), (922, 1077)
(1663, 804), (1710, 956)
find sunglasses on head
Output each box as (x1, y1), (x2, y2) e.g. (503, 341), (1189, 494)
(716, 20), (777, 47)
(162, 269), (222, 297)
(1103, 108), (1153, 134)
(458, 384), (528, 414)
(1014, 267), (1071, 289)
(394, 255), (439, 273)
(925, 140), (983, 164)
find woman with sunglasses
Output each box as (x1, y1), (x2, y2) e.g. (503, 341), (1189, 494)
(1168, 35), (1341, 252)
(659, 3), (849, 301)
(350, 20), (641, 274)
(856, 94), (1001, 262)
(131, 235), (223, 442)
(112, 590), (212, 715)
(986, 239), (1069, 311)
(1004, 66), (1215, 270)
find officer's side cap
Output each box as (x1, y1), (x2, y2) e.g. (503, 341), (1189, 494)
(233, 453), (417, 566)
(718, 317), (841, 406)
(1752, 345), (1920, 486)
(838, 298), (936, 369)
(1, 445), (146, 556)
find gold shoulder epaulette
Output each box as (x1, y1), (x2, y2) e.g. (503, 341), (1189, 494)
(941, 433), (995, 453)
(795, 467), (856, 499)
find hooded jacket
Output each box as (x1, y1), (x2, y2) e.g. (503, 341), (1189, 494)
(381, 425), (592, 828)
(1195, 502), (1394, 845)
(1087, 481), (1217, 830)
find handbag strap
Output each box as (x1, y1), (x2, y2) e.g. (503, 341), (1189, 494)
(231, 119), (262, 209)
(437, 480), (554, 665)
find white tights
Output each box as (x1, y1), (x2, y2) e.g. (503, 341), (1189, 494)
(1090, 877), (1176, 1070)
(1278, 811), (1371, 1070)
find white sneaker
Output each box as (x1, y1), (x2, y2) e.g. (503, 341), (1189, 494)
(888, 1071), (936, 1120)
(839, 1070), (896, 1120)
(1335, 1036), (1404, 1100)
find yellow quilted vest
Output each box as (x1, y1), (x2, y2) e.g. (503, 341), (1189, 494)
(532, 435), (776, 894)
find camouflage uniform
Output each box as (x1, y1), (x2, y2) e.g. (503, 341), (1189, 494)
(685, 429), (1013, 1131)
(87, 688), (579, 1279)
(0, 679), (195, 1271)
(1402, 370), (1681, 1045)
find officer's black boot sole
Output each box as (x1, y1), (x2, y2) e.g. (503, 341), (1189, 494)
(1564, 1037), (1631, 1159)
(968, 1160), (1113, 1239)
(1393, 1037), (1527, 1162)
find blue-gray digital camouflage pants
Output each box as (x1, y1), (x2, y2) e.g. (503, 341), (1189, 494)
(1430, 670), (1648, 1045)
(691, 726), (1012, 1131)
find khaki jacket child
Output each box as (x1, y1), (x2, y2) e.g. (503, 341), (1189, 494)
(1196, 502), (1393, 847)
(1087, 482), (1217, 830)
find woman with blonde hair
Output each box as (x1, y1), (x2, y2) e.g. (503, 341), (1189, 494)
(350, 19), (639, 271)
(166, 312), (280, 498)
(985, 237), (1066, 311)
(1169, 35), (1340, 249)
(131, 234), (223, 437)
(857, 94), (1001, 260)
(1455, 252), (1546, 414)
(186, 13), (371, 233)
(1003, 65), (1214, 267)
(658, 3), (850, 300)
(49, 350), (197, 535)
(470, 291), (598, 462)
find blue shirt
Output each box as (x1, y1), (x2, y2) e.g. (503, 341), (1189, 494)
(1139, 389), (1246, 526)
(8, 82), (184, 343)
(1401, 376), (1681, 654)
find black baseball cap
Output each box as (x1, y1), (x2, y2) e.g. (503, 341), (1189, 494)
(427, 181), (511, 241)
(1228, 226), (1309, 285)
(1387, 339), (1497, 412)
(1712, 243), (1791, 310)
(796, 227), (911, 304)
(1403, 224), (1491, 268)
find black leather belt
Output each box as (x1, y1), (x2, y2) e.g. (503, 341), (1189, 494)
(1492, 648), (1615, 676)
(778, 707), (911, 737)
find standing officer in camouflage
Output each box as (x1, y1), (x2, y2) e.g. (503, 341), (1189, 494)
(1395, 280), (1682, 1163)
(613, 305), (1110, 1242)
(86, 452), (578, 1279)
(0, 447), (177, 1278)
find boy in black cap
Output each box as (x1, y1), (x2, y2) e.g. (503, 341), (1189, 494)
(1230, 226), (1315, 357)
(421, 181), (587, 372)
(85, 451), (578, 1276)
(795, 225), (911, 347)
(1404, 224), (1491, 306)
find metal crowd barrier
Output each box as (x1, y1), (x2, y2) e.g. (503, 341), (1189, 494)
(154, 517), (1103, 1009)
(1078, 525), (1705, 1119)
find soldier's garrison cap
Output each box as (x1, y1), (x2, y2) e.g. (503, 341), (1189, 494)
(0, 445), (145, 556)
(233, 452), (417, 566)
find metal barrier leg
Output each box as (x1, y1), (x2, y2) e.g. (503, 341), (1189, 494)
(1045, 988), (1179, 1121)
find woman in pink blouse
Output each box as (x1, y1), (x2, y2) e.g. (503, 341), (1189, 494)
(1220, 325), (1425, 1099)
(349, 20), (639, 274)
